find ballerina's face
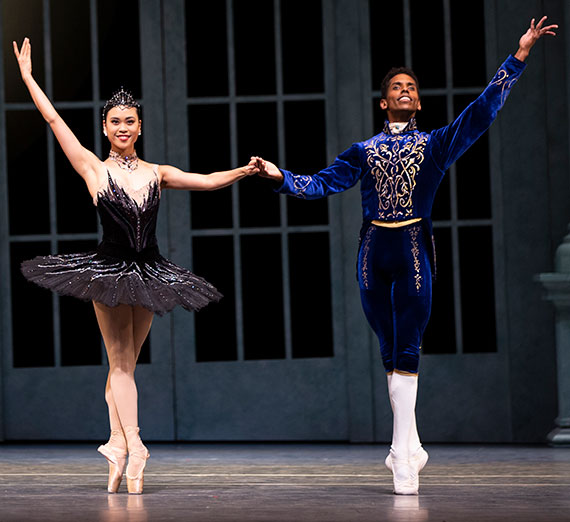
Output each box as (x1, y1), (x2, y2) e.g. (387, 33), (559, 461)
(103, 106), (141, 152)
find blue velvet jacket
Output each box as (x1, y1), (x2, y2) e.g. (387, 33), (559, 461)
(277, 55), (526, 225)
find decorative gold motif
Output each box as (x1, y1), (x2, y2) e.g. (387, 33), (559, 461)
(489, 68), (518, 105)
(360, 226), (374, 289)
(409, 225), (422, 292)
(365, 133), (428, 219)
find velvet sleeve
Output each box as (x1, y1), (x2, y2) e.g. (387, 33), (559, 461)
(276, 143), (363, 199)
(430, 55), (526, 172)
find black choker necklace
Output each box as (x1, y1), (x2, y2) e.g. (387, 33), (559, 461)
(109, 150), (139, 173)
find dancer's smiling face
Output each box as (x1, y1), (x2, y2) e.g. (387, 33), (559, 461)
(103, 107), (141, 151)
(380, 73), (421, 122)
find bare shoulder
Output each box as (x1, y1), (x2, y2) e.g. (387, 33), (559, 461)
(138, 159), (163, 181)
(154, 164), (185, 187)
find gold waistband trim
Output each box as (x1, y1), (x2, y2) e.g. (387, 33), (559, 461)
(371, 218), (422, 228)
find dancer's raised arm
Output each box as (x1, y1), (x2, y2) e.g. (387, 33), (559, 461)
(514, 16), (558, 62)
(13, 38), (103, 192)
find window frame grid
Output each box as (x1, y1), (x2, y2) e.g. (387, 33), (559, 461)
(187, 0), (334, 363)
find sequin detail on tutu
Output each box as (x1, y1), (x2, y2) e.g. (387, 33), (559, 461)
(21, 171), (222, 315)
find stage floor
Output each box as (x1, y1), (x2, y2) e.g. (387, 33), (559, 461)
(0, 443), (569, 521)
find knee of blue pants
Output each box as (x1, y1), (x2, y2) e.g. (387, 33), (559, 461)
(379, 342), (394, 373)
(394, 344), (420, 374)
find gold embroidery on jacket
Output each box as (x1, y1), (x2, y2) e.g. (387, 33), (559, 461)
(361, 226), (374, 289)
(365, 133), (428, 219)
(409, 225), (422, 292)
(489, 68), (518, 105)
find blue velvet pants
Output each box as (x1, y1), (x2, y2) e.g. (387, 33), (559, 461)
(357, 223), (432, 374)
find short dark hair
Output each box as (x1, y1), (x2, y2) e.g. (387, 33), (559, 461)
(380, 67), (420, 99)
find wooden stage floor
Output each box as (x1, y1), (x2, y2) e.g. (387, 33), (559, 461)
(1, 443), (569, 521)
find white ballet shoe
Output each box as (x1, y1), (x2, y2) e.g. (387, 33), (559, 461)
(408, 447), (428, 491)
(385, 446), (428, 472)
(389, 450), (418, 495)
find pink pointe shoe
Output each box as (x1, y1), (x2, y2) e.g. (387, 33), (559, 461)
(97, 430), (127, 493)
(124, 426), (150, 495)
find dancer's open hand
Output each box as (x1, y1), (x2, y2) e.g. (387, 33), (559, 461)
(515, 16), (557, 61)
(13, 37), (33, 80)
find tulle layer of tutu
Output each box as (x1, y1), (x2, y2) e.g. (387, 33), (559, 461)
(21, 251), (222, 316)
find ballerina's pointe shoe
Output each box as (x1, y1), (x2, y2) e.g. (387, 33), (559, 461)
(124, 426), (150, 495)
(97, 430), (127, 493)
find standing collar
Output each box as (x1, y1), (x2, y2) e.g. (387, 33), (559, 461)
(382, 117), (418, 135)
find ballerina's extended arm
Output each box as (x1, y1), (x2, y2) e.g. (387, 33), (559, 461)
(159, 159), (259, 191)
(13, 38), (103, 195)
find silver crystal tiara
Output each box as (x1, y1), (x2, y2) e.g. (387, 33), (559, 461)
(102, 87), (141, 120)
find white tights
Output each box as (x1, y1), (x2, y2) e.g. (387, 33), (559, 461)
(388, 372), (422, 458)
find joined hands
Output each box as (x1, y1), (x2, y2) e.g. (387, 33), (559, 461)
(250, 156), (284, 183)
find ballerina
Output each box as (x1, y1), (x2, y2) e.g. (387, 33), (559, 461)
(13, 37), (259, 494)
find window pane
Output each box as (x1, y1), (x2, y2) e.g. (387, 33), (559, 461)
(417, 95), (448, 133)
(451, 0), (486, 87)
(11, 241), (54, 367)
(193, 236), (237, 362)
(188, 104), (232, 229)
(233, 0), (275, 96)
(56, 110), (98, 233)
(7, 110), (50, 235)
(289, 232), (333, 358)
(455, 95), (491, 220)
(242, 234), (285, 360)
(432, 173), (451, 222)
(421, 96), (450, 221)
(370, 0), (405, 92)
(186, 0), (228, 97)
(98, 0), (142, 100)
(2, 0), (44, 103)
(237, 102), (280, 228)
(422, 227), (455, 353)
(58, 240), (101, 366)
(410, 0), (445, 88)
(459, 226), (497, 353)
(285, 101), (328, 226)
(281, 0), (323, 94)
(372, 96), (383, 134)
(137, 337), (151, 365)
(51, 0), (92, 101)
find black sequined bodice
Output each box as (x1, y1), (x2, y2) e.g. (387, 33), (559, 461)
(21, 169), (222, 315)
(96, 173), (160, 254)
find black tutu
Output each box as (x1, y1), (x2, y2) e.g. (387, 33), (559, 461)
(21, 171), (222, 315)
(21, 247), (222, 316)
